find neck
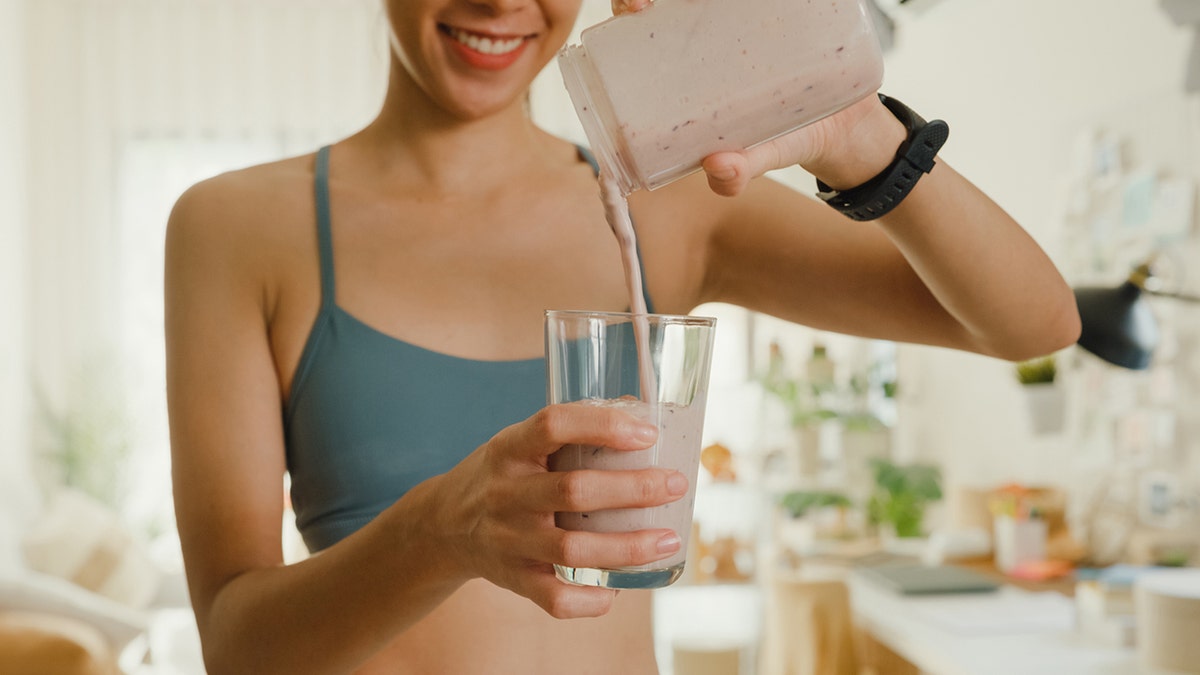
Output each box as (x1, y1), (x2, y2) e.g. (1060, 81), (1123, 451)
(347, 62), (556, 197)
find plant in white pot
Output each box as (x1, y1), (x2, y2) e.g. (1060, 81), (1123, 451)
(775, 489), (856, 556)
(1015, 354), (1065, 434)
(867, 458), (942, 553)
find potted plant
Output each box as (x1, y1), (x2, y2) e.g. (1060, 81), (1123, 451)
(775, 489), (855, 555)
(759, 342), (840, 478)
(867, 458), (942, 542)
(1015, 354), (1065, 434)
(779, 490), (854, 520)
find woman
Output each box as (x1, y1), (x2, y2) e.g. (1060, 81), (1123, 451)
(164, 0), (1080, 673)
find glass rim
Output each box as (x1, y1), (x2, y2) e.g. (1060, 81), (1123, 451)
(545, 309), (716, 327)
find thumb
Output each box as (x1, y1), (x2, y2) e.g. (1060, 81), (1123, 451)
(701, 130), (817, 197)
(700, 151), (760, 198)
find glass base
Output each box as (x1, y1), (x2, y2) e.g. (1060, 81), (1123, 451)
(554, 562), (685, 590)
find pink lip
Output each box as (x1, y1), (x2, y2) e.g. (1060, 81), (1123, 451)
(439, 24), (532, 72)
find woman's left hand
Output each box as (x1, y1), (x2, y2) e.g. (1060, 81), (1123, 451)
(700, 93), (906, 198)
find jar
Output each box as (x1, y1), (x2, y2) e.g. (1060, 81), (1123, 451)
(558, 0), (885, 195)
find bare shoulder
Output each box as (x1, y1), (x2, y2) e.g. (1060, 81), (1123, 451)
(168, 154), (314, 247)
(165, 154), (317, 295)
(164, 153), (322, 337)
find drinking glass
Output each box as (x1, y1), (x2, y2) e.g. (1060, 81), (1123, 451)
(545, 309), (717, 589)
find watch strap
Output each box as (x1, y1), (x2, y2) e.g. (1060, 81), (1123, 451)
(816, 94), (949, 221)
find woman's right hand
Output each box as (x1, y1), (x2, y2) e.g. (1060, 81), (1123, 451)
(429, 402), (688, 619)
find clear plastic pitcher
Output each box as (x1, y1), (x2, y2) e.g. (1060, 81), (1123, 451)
(559, 0), (885, 194)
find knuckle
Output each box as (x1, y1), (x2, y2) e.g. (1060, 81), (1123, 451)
(625, 536), (648, 565)
(556, 472), (588, 509)
(637, 473), (660, 504)
(555, 531), (586, 567)
(603, 409), (628, 435)
(535, 406), (568, 442)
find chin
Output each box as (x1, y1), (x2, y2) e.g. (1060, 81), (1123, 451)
(440, 88), (528, 121)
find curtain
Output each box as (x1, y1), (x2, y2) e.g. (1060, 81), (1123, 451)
(23, 0), (389, 532)
(18, 0), (618, 535)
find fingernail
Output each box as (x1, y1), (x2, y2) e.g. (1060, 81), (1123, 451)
(709, 165), (737, 182)
(656, 532), (682, 553)
(632, 423), (658, 443)
(667, 472), (688, 495)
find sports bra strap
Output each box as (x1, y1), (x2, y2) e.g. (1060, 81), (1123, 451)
(576, 144), (601, 175)
(309, 144), (652, 315)
(314, 145), (337, 308)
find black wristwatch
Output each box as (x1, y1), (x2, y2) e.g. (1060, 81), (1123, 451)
(815, 94), (949, 221)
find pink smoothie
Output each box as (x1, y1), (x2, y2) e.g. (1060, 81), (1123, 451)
(560, 0), (884, 193)
(549, 397), (708, 570)
(599, 172), (657, 402)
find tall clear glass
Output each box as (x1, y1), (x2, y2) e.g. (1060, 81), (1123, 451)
(544, 310), (717, 589)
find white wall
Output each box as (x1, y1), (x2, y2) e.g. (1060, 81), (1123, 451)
(0, 0), (39, 539)
(19, 0), (388, 528)
(23, 0), (387, 413)
(875, 0), (1198, 490)
(11, 0), (1199, 526)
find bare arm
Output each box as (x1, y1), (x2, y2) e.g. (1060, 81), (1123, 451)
(165, 176), (687, 674)
(165, 179), (473, 674)
(664, 94), (1080, 361)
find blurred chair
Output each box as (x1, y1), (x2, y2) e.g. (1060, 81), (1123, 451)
(761, 571), (921, 675)
(760, 574), (859, 675)
(0, 610), (119, 675)
(672, 640), (746, 675)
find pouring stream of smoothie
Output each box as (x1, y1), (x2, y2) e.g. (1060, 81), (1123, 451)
(598, 172), (657, 403)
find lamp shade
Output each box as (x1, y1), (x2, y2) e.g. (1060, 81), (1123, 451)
(1074, 281), (1160, 370)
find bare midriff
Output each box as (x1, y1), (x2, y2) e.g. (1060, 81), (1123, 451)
(355, 579), (657, 674)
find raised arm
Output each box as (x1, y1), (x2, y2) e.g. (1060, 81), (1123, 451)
(663, 93), (1080, 361)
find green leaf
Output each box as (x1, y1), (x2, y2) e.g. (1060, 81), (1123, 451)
(780, 490), (852, 518)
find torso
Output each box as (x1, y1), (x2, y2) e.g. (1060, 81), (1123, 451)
(235, 134), (707, 673)
(267, 142), (634, 396)
(359, 579), (657, 675)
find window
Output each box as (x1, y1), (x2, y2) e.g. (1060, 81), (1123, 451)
(114, 136), (286, 554)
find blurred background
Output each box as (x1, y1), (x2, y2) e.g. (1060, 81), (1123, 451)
(1, 0), (1198, 673)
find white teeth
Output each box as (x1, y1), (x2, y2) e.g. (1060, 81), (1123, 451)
(450, 28), (524, 56)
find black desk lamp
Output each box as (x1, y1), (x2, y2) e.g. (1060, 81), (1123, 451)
(1074, 258), (1200, 370)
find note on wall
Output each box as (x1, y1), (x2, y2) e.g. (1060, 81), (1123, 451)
(1153, 177), (1196, 244)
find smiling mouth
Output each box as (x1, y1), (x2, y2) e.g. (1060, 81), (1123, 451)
(439, 24), (530, 56)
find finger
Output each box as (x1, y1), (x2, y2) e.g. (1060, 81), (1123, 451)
(526, 468), (689, 512)
(701, 130), (817, 197)
(544, 528), (683, 571)
(611, 0), (652, 16)
(493, 403), (659, 462)
(702, 139), (786, 197)
(701, 152), (752, 197)
(522, 566), (618, 619)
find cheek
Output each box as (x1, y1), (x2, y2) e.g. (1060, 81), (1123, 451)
(543, 1), (584, 53)
(555, 1), (585, 32)
(383, 5), (431, 77)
